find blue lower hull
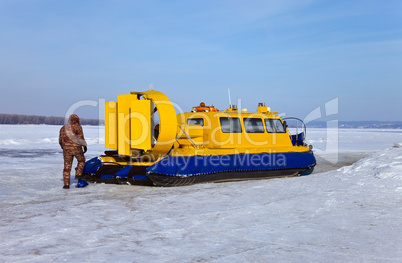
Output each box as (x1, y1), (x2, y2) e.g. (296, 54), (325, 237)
(147, 151), (316, 176)
(83, 151), (316, 186)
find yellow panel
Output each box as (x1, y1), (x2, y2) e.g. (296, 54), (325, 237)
(117, 94), (135, 156)
(130, 100), (152, 151)
(176, 125), (203, 139)
(105, 101), (117, 149)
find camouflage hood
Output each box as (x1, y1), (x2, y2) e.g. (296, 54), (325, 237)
(68, 114), (80, 125)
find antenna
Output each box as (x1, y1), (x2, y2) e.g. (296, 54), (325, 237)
(149, 82), (153, 90)
(228, 88), (232, 106)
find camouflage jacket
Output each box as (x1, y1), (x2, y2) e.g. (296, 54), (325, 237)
(59, 114), (87, 150)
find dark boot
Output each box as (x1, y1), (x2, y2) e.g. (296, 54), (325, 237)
(75, 175), (82, 180)
(63, 185), (70, 189)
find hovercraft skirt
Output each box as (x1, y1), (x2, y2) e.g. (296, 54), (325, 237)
(148, 168), (304, 187)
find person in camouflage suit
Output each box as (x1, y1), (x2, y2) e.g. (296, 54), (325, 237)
(59, 114), (87, 189)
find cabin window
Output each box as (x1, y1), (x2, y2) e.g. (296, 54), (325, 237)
(265, 119), (286, 133)
(187, 118), (204, 126)
(220, 117), (242, 133)
(243, 118), (265, 133)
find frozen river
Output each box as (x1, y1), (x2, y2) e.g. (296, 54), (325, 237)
(0, 125), (401, 262)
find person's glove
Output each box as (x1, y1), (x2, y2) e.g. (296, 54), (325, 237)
(83, 146), (87, 153)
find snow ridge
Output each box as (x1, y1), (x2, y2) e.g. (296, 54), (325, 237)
(338, 146), (402, 181)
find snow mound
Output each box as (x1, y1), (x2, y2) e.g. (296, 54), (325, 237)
(86, 137), (105, 145)
(40, 137), (59, 143)
(0, 139), (29, 145)
(338, 146), (402, 180)
(394, 142), (402, 148)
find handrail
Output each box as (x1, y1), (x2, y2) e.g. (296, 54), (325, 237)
(178, 125), (197, 148)
(283, 117), (307, 145)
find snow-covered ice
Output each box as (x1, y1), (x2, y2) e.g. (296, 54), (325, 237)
(0, 125), (401, 262)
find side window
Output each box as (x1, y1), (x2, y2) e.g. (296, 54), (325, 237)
(187, 118), (204, 126)
(220, 117), (242, 133)
(243, 118), (265, 133)
(265, 119), (274, 133)
(274, 119), (286, 132)
(265, 119), (286, 133)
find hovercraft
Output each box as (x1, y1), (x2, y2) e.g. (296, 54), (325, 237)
(83, 90), (316, 186)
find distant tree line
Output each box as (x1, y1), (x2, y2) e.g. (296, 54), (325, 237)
(0, 113), (104, 126)
(307, 121), (402, 129)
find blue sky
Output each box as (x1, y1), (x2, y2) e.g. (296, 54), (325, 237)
(0, 0), (401, 121)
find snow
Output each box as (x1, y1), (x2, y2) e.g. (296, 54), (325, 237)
(0, 125), (402, 262)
